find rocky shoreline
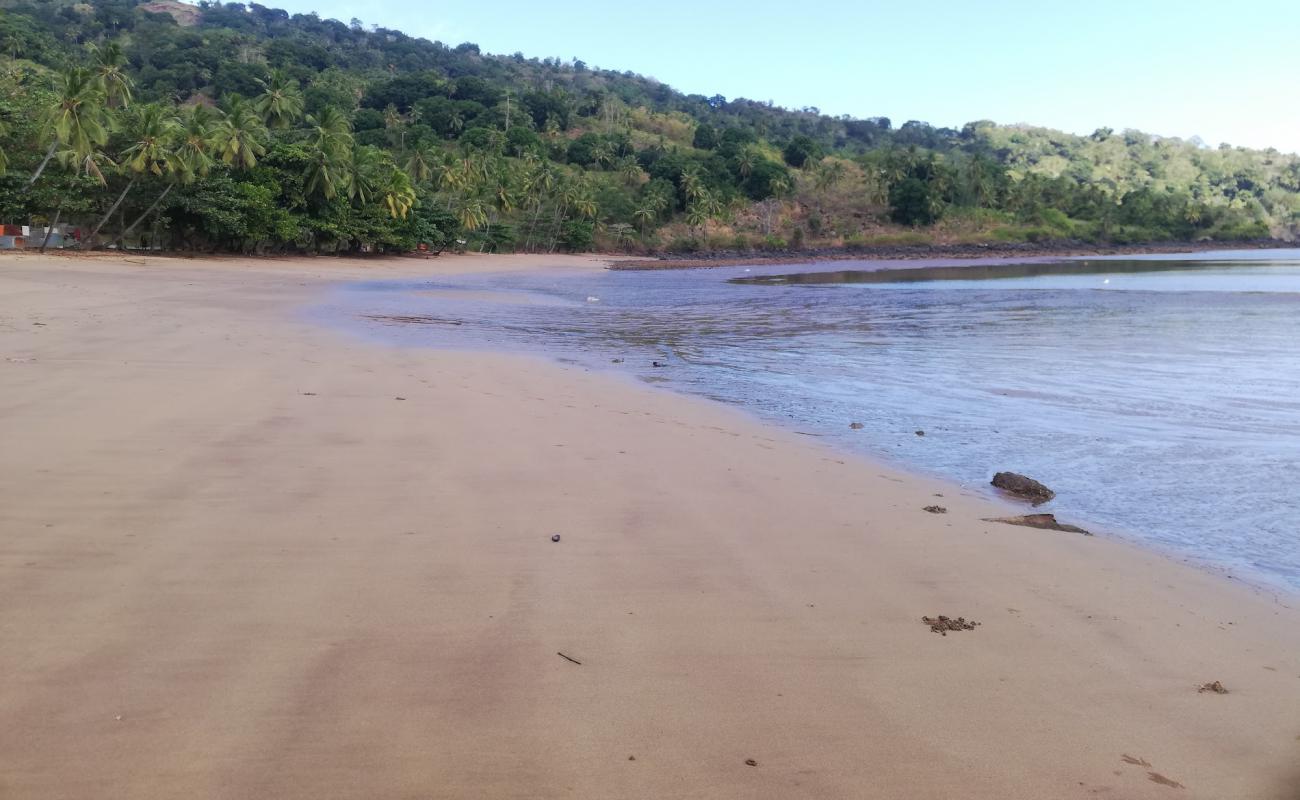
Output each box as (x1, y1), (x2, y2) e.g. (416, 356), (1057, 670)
(608, 238), (1293, 270)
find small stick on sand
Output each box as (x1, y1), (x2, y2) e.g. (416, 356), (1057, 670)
(557, 652), (582, 665)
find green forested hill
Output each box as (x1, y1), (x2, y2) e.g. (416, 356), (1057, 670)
(0, 0), (1297, 254)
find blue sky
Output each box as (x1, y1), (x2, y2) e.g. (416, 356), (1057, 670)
(261, 0), (1300, 153)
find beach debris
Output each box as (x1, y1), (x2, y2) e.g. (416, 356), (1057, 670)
(984, 514), (1090, 535)
(1121, 755), (1152, 767)
(651, 361), (667, 368)
(849, 422), (864, 430)
(301, 392), (317, 396)
(551, 534), (561, 542)
(923, 615), (980, 635)
(991, 471), (1055, 505)
(915, 429), (925, 436)
(1147, 773), (1185, 789)
(923, 505), (947, 514)
(628, 755), (636, 761)
(395, 396), (406, 401)
(744, 759), (758, 767)
(557, 651), (582, 665)
(611, 358), (624, 363)
(1198, 680), (1229, 694)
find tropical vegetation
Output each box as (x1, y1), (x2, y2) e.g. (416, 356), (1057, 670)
(0, 0), (1296, 254)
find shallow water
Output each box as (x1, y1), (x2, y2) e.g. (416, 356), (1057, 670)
(321, 249), (1300, 591)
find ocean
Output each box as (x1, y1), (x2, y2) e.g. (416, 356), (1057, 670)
(323, 249), (1300, 592)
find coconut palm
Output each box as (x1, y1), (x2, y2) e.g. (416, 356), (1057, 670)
(617, 155), (643, 186)
(378, 168), (416, 219)
(26, 67), (107, 189)
(633, 204), (656, 237)
(88, 42), (133, 109)
(403, 147), (439, 184)
(679, 167), (705, 203)
(253, 69), (304, 129)
(119, 103), (251, 249)
(303, 107), (355, 201)
(214, 96), (267, 170)
(456, 197), (488, 231)
(174, 104), (218, 179)
(88, 103), (179, 244)
(734, 147), (758, 179)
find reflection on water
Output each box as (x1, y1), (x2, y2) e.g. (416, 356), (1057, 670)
(323, 250), (1300, 591)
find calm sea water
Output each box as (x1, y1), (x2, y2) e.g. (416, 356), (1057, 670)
(322, 249), (1300, 592)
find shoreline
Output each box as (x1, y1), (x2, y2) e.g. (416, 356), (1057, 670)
(608, 238), (1294, 270)
(3, 252), (1298, 799)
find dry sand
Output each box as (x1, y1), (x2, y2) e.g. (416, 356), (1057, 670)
(1, 251), (1298, 800)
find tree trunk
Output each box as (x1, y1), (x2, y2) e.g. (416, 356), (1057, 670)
(88, 178), (135, 247)
(117, 184), (173, 248)
(39, 207), (63, 253)
(25, 141), (58, 190)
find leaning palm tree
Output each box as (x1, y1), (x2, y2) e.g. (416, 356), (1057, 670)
(87, 42), (133, 109)
(88, 103), (179, 244)
(253, 69), (304, 130)
(117, 103), (247, 250)
(26, 67), (107, 189)
(42, 146), (111, 252)
(213, 96), (267, 170)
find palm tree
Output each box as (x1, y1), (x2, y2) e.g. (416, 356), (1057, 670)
(303, 107), (355, 201)
(89, 103), (178, 244)
(734, 147), (758, 180)
(456, 197), (488, 231)
(404, 147), (439, 184)
(214, 96), (267, 170)
(26, 67), (107, 189)
(446, 109), (464, 138)
(679, 167), (705, 203)
(118, 102), (256, 249)
(685, 200), (708, 237)
(378, 168), (416, 219)
(0, 119), (8, 175)
(174, 104), (218, 179)
(382, 103), (405, 149)
(253, 69), (304, 129)
(633, 204), (656, 237)
(617, 155), (643, 186)
(88, 42), (133, 109)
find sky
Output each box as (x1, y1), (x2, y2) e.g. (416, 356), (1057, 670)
(258, 0), (1300, 154)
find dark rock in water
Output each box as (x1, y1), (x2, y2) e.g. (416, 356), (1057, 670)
(991, 472), (1055, 505)
(915, 430), (925, 436)
(923, 505), (947, 514)
(983, 514), (1091, 535)
(611, 358), (624, 363)
(849, 422), (864, 430)
(651, 361), (667, 368)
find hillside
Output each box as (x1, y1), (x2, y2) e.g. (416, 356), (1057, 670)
(0, 0), (1297, 254)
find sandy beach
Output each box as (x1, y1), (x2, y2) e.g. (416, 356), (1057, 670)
(1, 251), (1297, 800)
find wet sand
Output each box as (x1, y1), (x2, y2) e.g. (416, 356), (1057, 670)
(1, 251), (1298, 799)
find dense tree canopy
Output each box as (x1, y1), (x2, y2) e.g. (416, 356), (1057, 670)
(0, 0), (1295, 255)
